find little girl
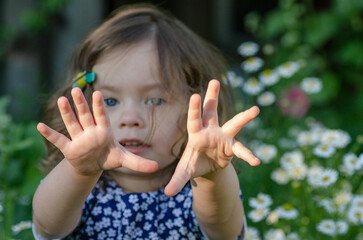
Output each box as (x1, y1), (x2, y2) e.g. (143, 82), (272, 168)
(32, 4), (260, 240)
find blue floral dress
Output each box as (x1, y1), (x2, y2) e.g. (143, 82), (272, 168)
(33, 180), (245, 240)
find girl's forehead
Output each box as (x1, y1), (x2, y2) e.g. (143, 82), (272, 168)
(93, 40), (161, 87)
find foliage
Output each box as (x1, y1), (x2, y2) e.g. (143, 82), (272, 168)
(0, 96), (45, 239)
(0, 0), (69, 60)
(229, 37), (363, 239)
(243, 0), (363, 137)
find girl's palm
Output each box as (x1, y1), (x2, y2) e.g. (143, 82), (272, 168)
(37, 88), (158, 176)
(165, 80), (260, 196)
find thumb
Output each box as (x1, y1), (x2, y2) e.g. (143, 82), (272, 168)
(164, 164), (191, 196)
(120, 151), (159, 173)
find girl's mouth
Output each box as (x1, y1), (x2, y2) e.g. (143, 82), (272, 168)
(119, 139), (151, 154)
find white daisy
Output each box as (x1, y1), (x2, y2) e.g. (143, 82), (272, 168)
(243, 77), (264, 95)
(249, 193), (273, 209)
(336, 220), (349, 235)
(313, 144), (336, 158)
(297, 131), (319, 146)
(280, 150), (304, 169)
(347, 205), (363, 224)
(257, 91), (275, 106)
(224, 71), (244, 88)
(264, 229), (286, 240)
(307, 165), (324, 187)
(286, 163), (308, 180)
(334, 191), (352, 210)
(316, 169), (338, 187)
(254, 144), (277, 163)
(271, 168), (290, 185)
(339, 164), (354, 177)
(12, 221), (32, 235)
(286, 232), (300, 240)
(321, 129), (351, 149)
(241, 57), (264, 73)
(0, 204), (3, 213)
(317, 219), (336, 236)
(351, 195), (363, 209)
(277, 61), (300, 78)
(300, 77), (322, 94)
(237, 42), (259, 57)
(276, 203), (299, 219)
(248, 208), (270, 222)
(245, 227), (261, 240)
(259, 69), (279, 86)
(266, 210), (280, 225)
(343, 153), (363, 171)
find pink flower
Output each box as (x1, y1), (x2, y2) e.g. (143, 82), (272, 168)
(277, 86), (310, 119)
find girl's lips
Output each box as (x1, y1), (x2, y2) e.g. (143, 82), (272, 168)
(119, 139), (151, 154)
(122, 145), (150, 154)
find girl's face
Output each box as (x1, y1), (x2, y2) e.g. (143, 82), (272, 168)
(92, 40), (187, 175)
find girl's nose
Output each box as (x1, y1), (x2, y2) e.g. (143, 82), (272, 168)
(119, 110), (145, 128)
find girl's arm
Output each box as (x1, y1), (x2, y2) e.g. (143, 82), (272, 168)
(33, 88), (158, 238)
(192, 164), (244, 239)
(32, 159), (102, 238)
(165, 80), (260, 239)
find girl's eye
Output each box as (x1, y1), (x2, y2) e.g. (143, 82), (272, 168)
(104, 98), (119, 107)
(145, 98), (165, 106)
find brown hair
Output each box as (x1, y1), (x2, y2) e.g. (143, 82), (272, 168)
(40, 3), (233, 172)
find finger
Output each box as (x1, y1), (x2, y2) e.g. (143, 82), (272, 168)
(232, 140), (260, 166)
(57, 97), (83, 138)
(164, 163), (191, 196)
(92, 91), (110, 128)
(71, 88), (95, 129)
(202, 80), (220, 126)
(37, 122), (70, 153)
(222, 106), (260, 137)
(187, 94), (203, 133)
(118, 151), (159, 173)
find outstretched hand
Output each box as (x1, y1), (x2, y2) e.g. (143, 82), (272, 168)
(164, 80), (260, 196)
(37, 88), (158, 176)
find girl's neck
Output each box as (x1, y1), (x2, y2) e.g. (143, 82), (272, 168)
(108, 160), (178, 193)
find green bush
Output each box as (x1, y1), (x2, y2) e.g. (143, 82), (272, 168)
(0, 96), (45, 239)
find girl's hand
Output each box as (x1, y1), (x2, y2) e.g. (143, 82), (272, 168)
(165, 80), (260, 196)
(37, 88), (158, 176)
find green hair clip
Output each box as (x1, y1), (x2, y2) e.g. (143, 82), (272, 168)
(72, 71), (96, 89)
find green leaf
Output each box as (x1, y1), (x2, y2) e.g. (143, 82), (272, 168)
(21, 10), (48, 32)
(335, 40), (363, 68)
(4, 160), (22, 186)
(0, 97), (10, 115)
(42, 0), (69, 13)
(259, 9), (292, 39)
(304, 12), (339, 48)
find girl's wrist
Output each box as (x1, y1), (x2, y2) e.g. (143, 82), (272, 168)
(193, 163), (231, 183)
(62, 159), (103, 180)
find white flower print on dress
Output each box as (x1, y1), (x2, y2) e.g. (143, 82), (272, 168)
(57, 180), (244, 240)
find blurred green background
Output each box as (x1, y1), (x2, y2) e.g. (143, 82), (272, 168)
(0, 0), (362, 238)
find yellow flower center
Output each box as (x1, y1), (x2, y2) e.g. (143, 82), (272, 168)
(283, 62), (291, 68)
(263, 69), (272, 75)
(249, 78), (258, 86)
(246, 57), (255, 63)
(283, 203), (293, 210)
(323, 176), (330, 182)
